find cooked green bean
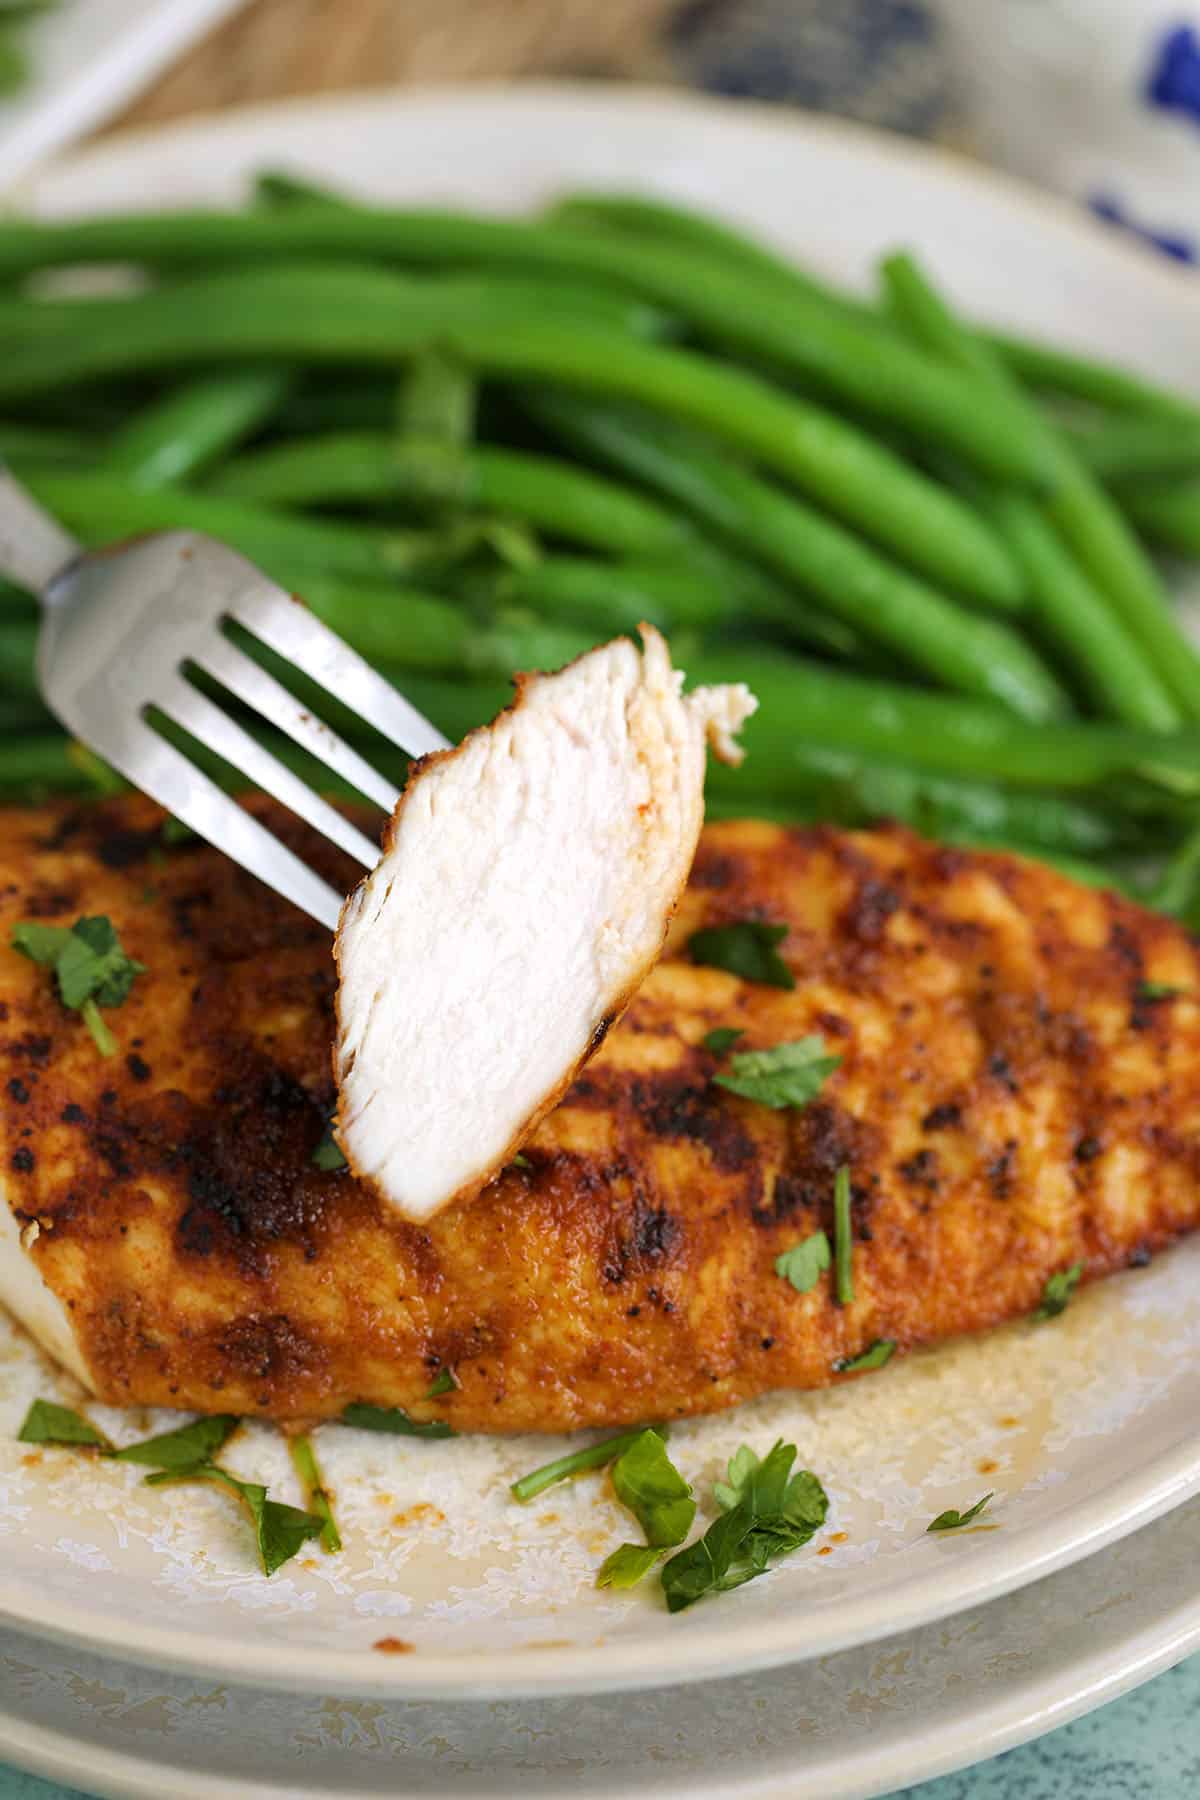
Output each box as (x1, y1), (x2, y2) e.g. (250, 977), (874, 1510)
(881, 251), (1200, 721)
(1147, 821), (1200, 920)
(690, 655), (1200, 791)
(0, 205), (1053, 486)
(1119, 479), (1200, 556)
(703, 740), (1156, 853)
(0, 621), (35, 694)
(394, 351), (476, 444)
(545, 191), (877, 321)
(0, 267), (1022, 606)
(209, 433), (695, 554)
(977, 488), (1179, 728)
(985, 330), (1200, 420)
(106, 367), (293, 488)
(525, 392), (1066, 719)
(1066, 414), (1200, 484)
(20, 468), (501, 586)
(0, 422), (90, 466)
(254, 170), (345, 209)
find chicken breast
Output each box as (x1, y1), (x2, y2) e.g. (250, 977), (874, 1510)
(1, 795), (1199, 1433)
(334, 627), (754, 1222)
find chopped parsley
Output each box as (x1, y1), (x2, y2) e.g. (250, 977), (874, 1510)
(288, 1432), (341, 1553)
(596, 1428), (696, 1590)
(688, 921), (795, 990)
(311, 1124), (347, 1171)
(10, 915), (145, 1056)
(341, 1402), (455, 1440)
(16, 1402), (317, 1575)
(111, 1414), (238, 1469)
(1135, 981), (1187, 1003)
(927, 1492), (994, 1533)
(714, 1036), (841, 1111)
(660, 1440), (828, 1613)
(833, 1164), (854, 1307)
(702, 1026), (744, 1057)
(147, 1462), (324, 1576)
(774, 1230), (831, 1295)
(511, 1425), (659, 1503)
(425, 1368), (457, 1399)
(835, 1339), (895, 1374)
(1035, 1262), (1083, 1320)
(18, 1399), (112, 1450)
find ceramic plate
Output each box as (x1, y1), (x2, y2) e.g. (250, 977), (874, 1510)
(3, 85), (1200, 1704)
(3, 1486), (1200, 1800)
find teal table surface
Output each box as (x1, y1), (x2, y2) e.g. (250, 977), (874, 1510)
(1, 1650), (1198, 1799)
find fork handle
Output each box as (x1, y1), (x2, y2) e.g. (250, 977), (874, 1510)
(0, 464), (80, 597)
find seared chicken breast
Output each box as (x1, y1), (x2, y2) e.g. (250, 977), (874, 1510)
(1, 795), (1199, 1432)
(334, 627), (754, 1222)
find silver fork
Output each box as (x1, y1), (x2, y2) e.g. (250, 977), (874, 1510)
(0, 469), (450, 930)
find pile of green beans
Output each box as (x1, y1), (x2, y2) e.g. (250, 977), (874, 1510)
(3, 179), (1200, 922)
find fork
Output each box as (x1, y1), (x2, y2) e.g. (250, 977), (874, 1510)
(0, 468), (450, 930)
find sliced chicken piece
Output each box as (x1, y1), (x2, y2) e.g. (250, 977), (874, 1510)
(333, 626), (755, 1223)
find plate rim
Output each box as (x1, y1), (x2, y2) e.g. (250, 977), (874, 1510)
(2, 1507), (1200, 1800)
(6, 78), (1200, 1703)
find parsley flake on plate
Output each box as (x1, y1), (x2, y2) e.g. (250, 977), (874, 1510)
(688, 921), (795, 990)
(146, 1462), (324, 1577)
(10, 914), (145, 1056)
(661, 1439), (828, 1613)
(510, 1425), (661, 1503)
(927, 1492), (994, 1532)
(774, 1230), (831, 1295)
(18, 1399), (112, 1451)
(714, 1036), (840, 1111)
(288, 1432), (342, 1553)
(426, 1368), (457, 1399)
(596, 1428), (696, 1590)
(702, 1026), (744, 1056)
(1135, 981), (1187, 1003)
(1035, 1262), (1083, 1320)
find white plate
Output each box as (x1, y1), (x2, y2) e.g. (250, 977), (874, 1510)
(0, 0), (251, 190)
(3, 1487), (1200, 1800)
(5, 85), (1200, 1707)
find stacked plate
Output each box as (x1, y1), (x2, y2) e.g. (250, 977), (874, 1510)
(3, 86), (1200, 1800)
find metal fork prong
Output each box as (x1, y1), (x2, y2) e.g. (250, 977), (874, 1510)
(190, 633), (403, 814)
(96, 719), (346, 931)
(156, 677), (383, 872)
(230, 586), (453, 760)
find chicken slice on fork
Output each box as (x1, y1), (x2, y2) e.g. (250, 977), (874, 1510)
(333, 625), (755, 1222)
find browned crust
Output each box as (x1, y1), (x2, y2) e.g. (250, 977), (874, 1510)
(2, 796), (1199, 1431)
(330, 632), (701, 1214)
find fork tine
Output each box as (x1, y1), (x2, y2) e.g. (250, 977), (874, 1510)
(156, 676), (383, 872)
(190, 632), (403, 814)
(229, 586), (453, 760)
(93, 718), (346, 931)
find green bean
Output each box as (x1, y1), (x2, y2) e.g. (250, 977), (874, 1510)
(545, 191), (877, 322)
(1119, 480), (1200, 556)
(0, 620), (35, 694)
(1146, 821), (1200, 919)
(106, 367), (293, 489)
(0, 422), (90, 465)
(985, 330), (1200, 420)
(0, 266), (1023, 605)
(939, 837), (1133, 893)
(525, 392), (1066, 719)
(287, 578), (597, 679)
(977, 489), (1179, 728)
(881, 251), (1200, 721)
(0, 695), (50, 734)
(688, 654), (1200, 792)
(0, 734), (87, 794)
(19, 468), (502, 587)
(209, 433), (694, 555)
(0, 265), (672, 372)
(703, 741), (1154, 854)
(394, 351), (476, 444)
(1066, 414), (1200, 484)
(0, 206), (1051, 486)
